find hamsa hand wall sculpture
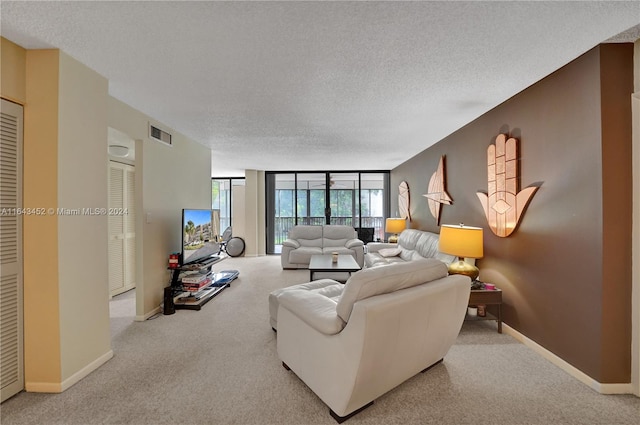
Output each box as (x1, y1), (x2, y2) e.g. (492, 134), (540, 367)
(476, 134), (538, 237)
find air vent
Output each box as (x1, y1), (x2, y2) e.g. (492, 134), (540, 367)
(149, 124), (172, 147)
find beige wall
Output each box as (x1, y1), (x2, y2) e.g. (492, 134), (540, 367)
(5, 46), (113, 392)
(23, 49), (62, 390)
(3, 36), (213, 390)
(242, 170), (266, 256)
(57, 52), (111, 382)
(108, 98), (212, 319)
(1, 37), (26, 104)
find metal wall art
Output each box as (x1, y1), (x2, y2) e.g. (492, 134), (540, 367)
(398, 181), (411, 220)
(477, 134), (538, 237)
(423, 156), (452, 224)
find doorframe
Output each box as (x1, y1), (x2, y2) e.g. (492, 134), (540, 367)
(107, 160), (136, 298)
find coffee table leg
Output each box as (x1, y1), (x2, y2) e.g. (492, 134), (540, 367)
(497, 303), (502, 334)
(310, 270), (314, 281)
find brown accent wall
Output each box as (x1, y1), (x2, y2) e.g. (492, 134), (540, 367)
(599, 45), (634, 383)
(391, 44), (634, 383)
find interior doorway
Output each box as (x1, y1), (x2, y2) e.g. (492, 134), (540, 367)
(107, 127), (136, 325)
(108, 161), (136, 298)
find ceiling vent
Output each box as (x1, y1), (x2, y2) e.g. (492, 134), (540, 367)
(149, 124), (172, 147)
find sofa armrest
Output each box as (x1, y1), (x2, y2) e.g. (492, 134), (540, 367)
(366, 242), (397, 253)
(282, 239), (300, 249)
(278, 290), (345, 335)
(345, 238), (364, 249)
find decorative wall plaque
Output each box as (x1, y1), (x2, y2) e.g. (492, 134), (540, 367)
(477, 134), (538, 237)
(423, 156), (452, 224)
(398, 181), (411, 220)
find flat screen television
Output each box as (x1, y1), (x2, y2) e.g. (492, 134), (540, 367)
(181, 209), (220, 266)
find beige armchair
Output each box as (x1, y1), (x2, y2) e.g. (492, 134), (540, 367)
(274, 259), (471, 422)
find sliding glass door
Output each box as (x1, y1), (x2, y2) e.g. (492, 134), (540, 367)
(266, 171), (389, 254)
(296, 173), (326, 226)
(358, 173), (386, 242)
(328, 173), (358, 226)
(212, 178), (245, 236)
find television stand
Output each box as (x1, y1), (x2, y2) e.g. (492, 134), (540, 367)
(173, 283), (229, 310)
(168, 255), (228, 311)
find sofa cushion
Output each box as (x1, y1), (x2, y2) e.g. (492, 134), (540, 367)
(345, 238), (364, 249)
(278, 289), (346, 335)
(322, 225), (357, 248)
(378, 247), (402, 257)
(289, 225), (324, 247)
(269, 279), (342, 330)
(290, 246), (323, 264)
(321, 246), (356, 256)
(365, 252), (407, 267)
(398, 229), (456, 263)
(336, 258), (448, 322)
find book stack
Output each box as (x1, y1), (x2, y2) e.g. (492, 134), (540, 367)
(181, 271), (212, 292)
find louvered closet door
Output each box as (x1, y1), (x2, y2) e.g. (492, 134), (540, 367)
(124, 167), (135, 289)
(0, 99), (24, 402)
(108, 162), (135, 297)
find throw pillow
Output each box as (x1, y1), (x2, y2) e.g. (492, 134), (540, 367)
(378, 247), (402, 257)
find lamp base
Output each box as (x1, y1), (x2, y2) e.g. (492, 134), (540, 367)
(448, 260), (479, 281)
(388, 234), (399, 243)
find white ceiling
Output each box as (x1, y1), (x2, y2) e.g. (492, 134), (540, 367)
(2, 1), (639, 177)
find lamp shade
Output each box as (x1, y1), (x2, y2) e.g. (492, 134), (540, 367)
(439, 224), (483, 259)
(385, 218), (406, 234)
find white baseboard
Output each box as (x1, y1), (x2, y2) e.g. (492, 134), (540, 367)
(136, 306), (161, 322)
(26, 350), (113, 393)
(503, 324), (634, 394)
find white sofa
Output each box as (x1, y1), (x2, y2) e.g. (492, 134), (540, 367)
(272, 259), (471, 421)
(365, 228), (455, 268)
(281, 225), (364, 269)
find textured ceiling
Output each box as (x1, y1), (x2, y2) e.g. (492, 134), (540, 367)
(2, 1), (639, 177)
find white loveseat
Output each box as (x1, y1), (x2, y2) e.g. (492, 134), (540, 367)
(272, 259), (471, 421)
(365, 228), (455, 268)
(281, 225), (364, 269)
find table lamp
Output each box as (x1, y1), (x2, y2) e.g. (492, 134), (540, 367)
(385, 218), (406, 243)
(438, 224), (484, 280)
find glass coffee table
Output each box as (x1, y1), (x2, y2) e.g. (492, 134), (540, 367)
(308, 254), (361, 282)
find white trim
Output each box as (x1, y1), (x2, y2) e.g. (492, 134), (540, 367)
(503, 324), (634, 395)
(25, 350), (113, 393)
(136, 306), (161, 322)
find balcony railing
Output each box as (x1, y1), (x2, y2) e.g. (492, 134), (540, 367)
(273, 216), (385, 245)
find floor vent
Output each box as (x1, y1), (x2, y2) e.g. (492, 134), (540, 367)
(149, 124), (172, 147)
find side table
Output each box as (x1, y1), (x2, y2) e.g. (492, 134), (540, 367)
(467, 288), (502, 333)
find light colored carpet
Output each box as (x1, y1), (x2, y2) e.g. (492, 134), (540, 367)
(1, 255), (638, 424)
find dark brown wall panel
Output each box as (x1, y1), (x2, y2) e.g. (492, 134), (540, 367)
(391, 44), (633, 383)
(599, 44), (633, 383)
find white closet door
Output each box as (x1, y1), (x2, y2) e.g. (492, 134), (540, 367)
(108, 161), (135, 297)
(124, 167), (135, 289)
(0, 99), (24, 402)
